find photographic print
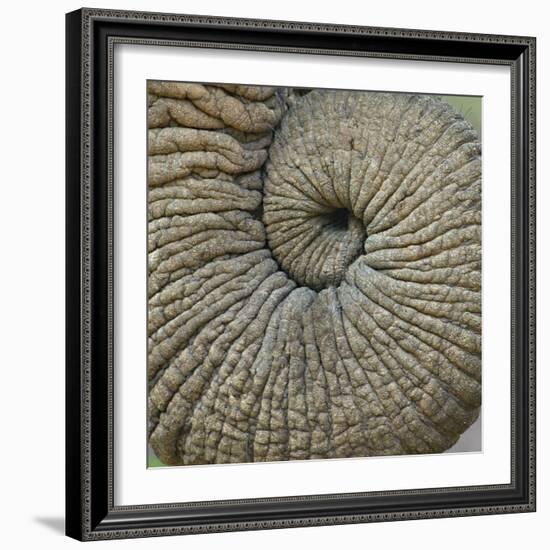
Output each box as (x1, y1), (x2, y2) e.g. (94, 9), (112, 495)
(147, 82), (482, 468)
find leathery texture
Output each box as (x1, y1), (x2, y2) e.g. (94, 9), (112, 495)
(148, 82), (481, 465)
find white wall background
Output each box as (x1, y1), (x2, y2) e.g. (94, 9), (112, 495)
(0, 0), (545, 548)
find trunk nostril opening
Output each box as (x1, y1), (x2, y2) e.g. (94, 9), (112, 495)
(321, 208), (350, 232)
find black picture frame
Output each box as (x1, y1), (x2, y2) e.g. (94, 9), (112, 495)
(66, 7), (536, 541)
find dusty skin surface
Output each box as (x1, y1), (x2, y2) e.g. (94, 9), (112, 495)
(147, 83), (481, 466)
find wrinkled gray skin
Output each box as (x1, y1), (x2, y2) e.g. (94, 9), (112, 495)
(148, 82), (481, 466)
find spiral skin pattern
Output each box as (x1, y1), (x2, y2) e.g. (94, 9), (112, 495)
(148, 82), (481, 466)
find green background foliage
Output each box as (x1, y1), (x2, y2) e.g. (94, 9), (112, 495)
(438, 94), (482, 133)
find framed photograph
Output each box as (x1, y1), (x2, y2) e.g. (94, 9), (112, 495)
(65, 7), (536, 541)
